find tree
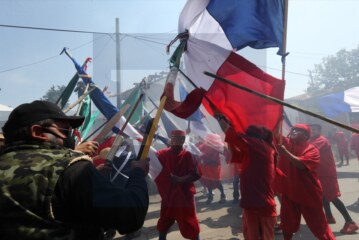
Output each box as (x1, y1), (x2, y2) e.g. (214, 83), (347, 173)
(41, 85), (66, 103)
(307, 46), (359, 94)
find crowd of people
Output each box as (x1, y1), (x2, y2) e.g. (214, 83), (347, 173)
(0, 100), (359, 239)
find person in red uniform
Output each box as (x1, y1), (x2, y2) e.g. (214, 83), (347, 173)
(276, 124), (335, 240)
(332, 128), (350, 165)
(215, 113), (277, 240)
(155, 130), (201, 240)
(350, 132), (359, 162)
(309, 124), (359, 234)
(197, 133), (226, 204)
(214, 114), (242, 204)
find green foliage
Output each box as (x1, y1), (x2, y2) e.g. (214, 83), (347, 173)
(307, 46), (359, 94)
(41, 85), (66, 103)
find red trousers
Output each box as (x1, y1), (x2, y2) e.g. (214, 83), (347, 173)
(338, 145), (349, 160)
(280, 195), (335, 240)
(319, 176), (341, 201)
(157, 200), (200, 239)
(242, 209), (276, 240)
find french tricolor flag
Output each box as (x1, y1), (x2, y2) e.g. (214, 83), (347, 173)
(171, 0), (285, 133)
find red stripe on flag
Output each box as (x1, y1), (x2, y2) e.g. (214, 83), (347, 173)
(162, 82), (205, 119)
(203, 53), (285, 133)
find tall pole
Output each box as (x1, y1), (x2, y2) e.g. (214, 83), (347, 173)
(116, 18), (121, 108)
(279, 0), (289, 143)
(281, 0), (289, 81)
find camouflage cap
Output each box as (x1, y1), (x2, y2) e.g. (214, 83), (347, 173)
(2, 100), (84, 134)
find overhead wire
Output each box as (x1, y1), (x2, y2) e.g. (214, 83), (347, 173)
(122, 33), (169, 47)
(0, 24), (329, 81)
(92, 33), (117, 60)
(0, 24), (112, 35)
(130, 34), (172, 59)
(0, 32), (112, 74)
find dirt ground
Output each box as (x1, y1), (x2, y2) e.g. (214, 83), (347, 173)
(115, 157), (359, 240)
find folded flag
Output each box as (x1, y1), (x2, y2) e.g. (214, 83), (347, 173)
(56, 57), (92, 109)
(179, 80), (204, 122)
(63, 51), (142, 140)
(162, 66), (204, 119)
(122, 86), (143, 125)
(179, 79), (212, 140)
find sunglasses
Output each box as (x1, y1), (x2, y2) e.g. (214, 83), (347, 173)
(291, 128), (305, 134)
(43, 125), (72, 137)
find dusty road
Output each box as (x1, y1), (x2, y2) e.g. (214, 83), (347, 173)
(115, 158), (359, 240)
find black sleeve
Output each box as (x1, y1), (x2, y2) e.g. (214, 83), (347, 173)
(52, 160), (149, 234)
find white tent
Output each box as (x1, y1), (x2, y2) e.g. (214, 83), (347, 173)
(0, 104), (13, 130)
(0, 104), (13, 112)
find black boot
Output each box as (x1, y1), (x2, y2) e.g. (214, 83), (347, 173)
(206, 194), (213, 204)
(219, 194), (226, 203)
(159, 232), (167, 240)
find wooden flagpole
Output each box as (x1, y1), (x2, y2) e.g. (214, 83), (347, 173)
(90, 104), (130, 144)
(137, 39), (187, 160)
(279, 0), (289, 143)
(63, 87), (95, 113)
(139, 95), (167, 160)
(282, 0), (289, 81)
(105, 94), (144, 164)
(74, 83), (90, 116)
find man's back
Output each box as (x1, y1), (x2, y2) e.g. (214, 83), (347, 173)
(0, 100), (150, 239)
(309, 135), (337, 177)
(333, 131), (348, 146)
(239, 135), (276, 213)
(0, 142), (84, 239)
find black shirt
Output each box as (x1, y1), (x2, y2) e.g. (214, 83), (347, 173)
(52, 160), (149, 237)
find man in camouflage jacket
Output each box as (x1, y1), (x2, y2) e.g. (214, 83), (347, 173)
(0, 100), (149, 240)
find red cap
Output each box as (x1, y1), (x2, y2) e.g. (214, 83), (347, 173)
(293, 124), (311, 135)
(171, 130), (186, 136)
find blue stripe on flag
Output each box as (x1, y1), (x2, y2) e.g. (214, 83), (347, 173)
(207, 0), (284, 55)
(179, 82), (203, 122)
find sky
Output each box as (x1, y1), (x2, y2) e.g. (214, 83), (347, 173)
(1, 0), (359, 109)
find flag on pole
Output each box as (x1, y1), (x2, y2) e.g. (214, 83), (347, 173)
(122, 86), (143, 125)
(63, 51), (142, 140)
(77, 95), (100, 140)
(81, 78), (143, 140)
(179, 79), (212, 139)
(80, 110), (100, 140)
(56, 58), (92, 109)
(164, 0), (286, 133)
(179, 81), (203, 122)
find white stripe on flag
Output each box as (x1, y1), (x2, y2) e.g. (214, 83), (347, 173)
(344, 87), (359, 112)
